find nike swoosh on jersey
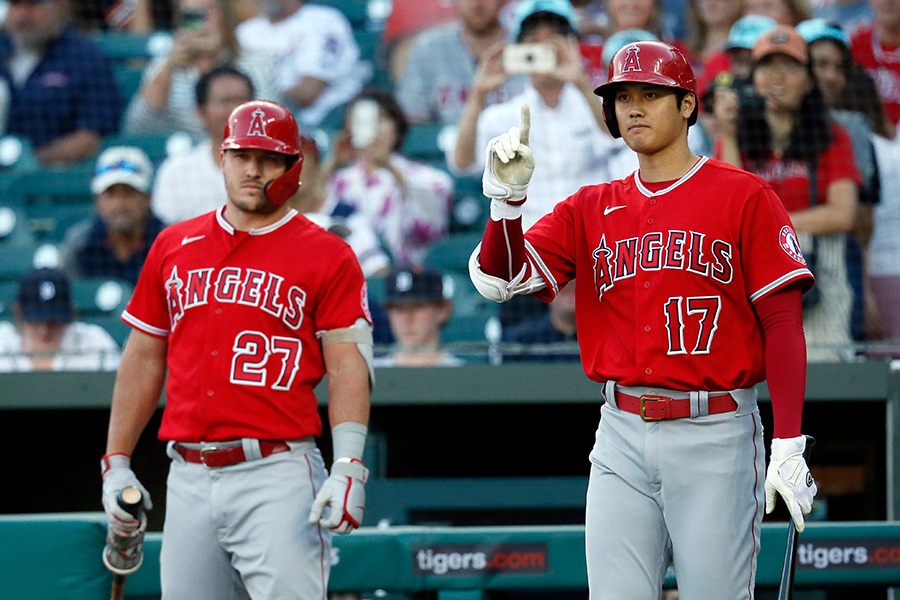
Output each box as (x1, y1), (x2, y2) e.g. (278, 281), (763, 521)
(181, 235), (206, 245)
(603, 206), (626, 215)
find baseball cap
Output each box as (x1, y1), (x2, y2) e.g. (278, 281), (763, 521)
(91, 146), (154, 196)
(752, 24), (808, 65)
(385, 266), (452, 306)
(602, 29), (659, 67)
(17, 267), (73, 323)
(796, 18), (850, 48)
(726, 15), (778, 51)
(511, 0), (579, 42)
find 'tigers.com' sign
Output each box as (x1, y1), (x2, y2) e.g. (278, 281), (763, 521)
(412, 543), (550, 576)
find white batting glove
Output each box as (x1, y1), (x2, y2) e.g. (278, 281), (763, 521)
(309, 457), (369, 534)
(765, 436), (817, 532)
(101, 454), (152, 535)
(483, 104), (535, 204)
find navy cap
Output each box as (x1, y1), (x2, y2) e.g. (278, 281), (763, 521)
(17, 267), (73, 323)
(385, 266), (452, 305)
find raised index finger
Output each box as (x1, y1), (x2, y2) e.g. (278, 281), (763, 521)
(519, 104), (530, 146)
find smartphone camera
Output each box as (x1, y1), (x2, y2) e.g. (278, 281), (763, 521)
(350, 99), (380, 150)
(502, 43), (557, 74)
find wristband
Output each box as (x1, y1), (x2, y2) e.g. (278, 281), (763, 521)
(490, 198), (524, 221)
(332, 421), (367, 461)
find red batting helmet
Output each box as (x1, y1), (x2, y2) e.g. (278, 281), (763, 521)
(220, 100), (304, 205)
(593, 41), (698, 139)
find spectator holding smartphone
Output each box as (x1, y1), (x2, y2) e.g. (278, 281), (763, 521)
(123, 0), (279, 137)
(323, 88), (455, 266)
(452, 0), (634, 232)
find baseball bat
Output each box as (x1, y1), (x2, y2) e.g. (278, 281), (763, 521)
(776, 435), (815, 600)
(110, 486), (144, 600)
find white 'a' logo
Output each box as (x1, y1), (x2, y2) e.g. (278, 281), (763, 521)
(247, 108), (268, 137)
(622, 45), (641, 72)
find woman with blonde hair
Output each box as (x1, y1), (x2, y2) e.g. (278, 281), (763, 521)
(123, 0), (280, 138)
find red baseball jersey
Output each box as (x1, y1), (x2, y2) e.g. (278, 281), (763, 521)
(123, 208), (372, 443)
(523, 157), (813, 391)
(851, 26), (900, 126)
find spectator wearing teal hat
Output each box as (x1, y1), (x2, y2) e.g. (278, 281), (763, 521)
(799, 17), (895, 344)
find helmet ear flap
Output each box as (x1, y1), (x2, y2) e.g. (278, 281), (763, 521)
(601, 95), (621, 139)
(263, 154), (304, 206)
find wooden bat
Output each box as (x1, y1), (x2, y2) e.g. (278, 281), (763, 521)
(776, 435), (815, 600)
(110, 486), (144, 600)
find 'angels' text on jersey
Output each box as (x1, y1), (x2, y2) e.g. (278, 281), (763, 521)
(165, 266), (307, 331)
(592, 230), (733, 301)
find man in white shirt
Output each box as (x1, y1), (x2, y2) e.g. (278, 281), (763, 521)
(151, 66), (255, 225)
(0, 267), (120, 372)
(236, 0), (368, 127)
(451, 0), (636, 231)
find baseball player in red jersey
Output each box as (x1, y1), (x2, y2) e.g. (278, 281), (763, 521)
(470, 41), (818, 598)
(99, 100), (374, 600)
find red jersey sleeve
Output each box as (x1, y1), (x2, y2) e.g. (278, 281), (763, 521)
(740, 186), (814, 302)
(521, 188), (584, 302)
(122, 231), (174, 338)
(311, 244), (372, 333)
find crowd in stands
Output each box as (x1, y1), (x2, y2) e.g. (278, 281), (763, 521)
(1, 0), (900, 367)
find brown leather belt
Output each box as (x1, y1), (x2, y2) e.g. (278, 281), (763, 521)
(615, 391), (737, 422)
(173, 440), (290, 468)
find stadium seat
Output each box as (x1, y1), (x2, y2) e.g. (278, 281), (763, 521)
(402, 123), (445, 164)
(3, 167), (94, 207)
(70, 277), (133, 317)
(0, 280), (18, 318)
(0, 206), (37, 248)
(115, 65), (145, 105)
(25, 203), (94, 243)
(0, 245), (37, 281)
(443, 308), (498, 343)
(424, 231), (483, 273)
(89, 31), (158, 62)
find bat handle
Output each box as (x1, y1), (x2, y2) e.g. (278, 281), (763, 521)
(117, 486), (144, 520)
(111, 574), (127, 600)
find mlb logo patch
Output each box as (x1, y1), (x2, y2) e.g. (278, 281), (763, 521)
(779, 226), (806, 265)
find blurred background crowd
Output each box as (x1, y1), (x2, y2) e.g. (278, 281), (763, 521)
(0, 0), (898, 369)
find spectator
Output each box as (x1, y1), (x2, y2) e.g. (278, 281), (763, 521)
(501, 278), (579, 361)
(814, 0), (873, 39)
(744, 0), (813, 26)
(373, 265), (464, 367)
(0, 267), (120, 371)
(684, 0), (744, 67)
(151, 66), (255, 225)
(714, 24), (861, 360)
(570, 0), (608, 43)
(868, 131), (900, 351)
(700, 14), (778, 92)
(123, 0), (279, 138)
(605, 0), (673, 41)
(396, 0), (527, 125)
(798, 19), (892, 341)
(850, 0), (900, 128)
(236, 0), (368, 128)
(60, 146), (166, 285)
(289, 133), (391, 278)
(452, 0), (634, 231)
(324, 88), (455, 266)
(383, 0), (458, 82)
(0, 0), (121, 165)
